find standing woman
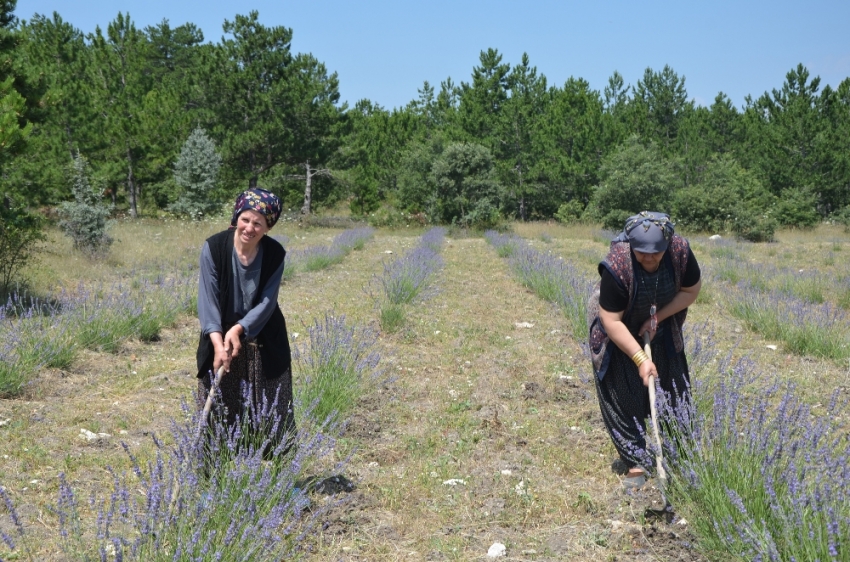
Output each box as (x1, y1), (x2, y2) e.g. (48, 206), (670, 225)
(588, 211), (701, 488)
(196, 188), (294, 455)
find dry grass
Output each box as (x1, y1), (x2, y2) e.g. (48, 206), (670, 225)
(1, 221), (848, 560)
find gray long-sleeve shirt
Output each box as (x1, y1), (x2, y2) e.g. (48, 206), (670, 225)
(197, 241), (284, 339)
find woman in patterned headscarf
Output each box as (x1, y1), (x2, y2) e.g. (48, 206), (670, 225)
(587, 211), (701, 488)
(195, 187), (294, 457)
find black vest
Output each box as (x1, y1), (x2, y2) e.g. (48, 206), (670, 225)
(196, 230), (291, 379)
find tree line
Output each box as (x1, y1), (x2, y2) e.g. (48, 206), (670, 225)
(1, 1), (849, 238)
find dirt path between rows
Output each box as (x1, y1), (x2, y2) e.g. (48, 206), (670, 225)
(310, 236), (704, 561)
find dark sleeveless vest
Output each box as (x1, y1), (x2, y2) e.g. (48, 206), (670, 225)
(587, 234), (690, 380)
(196, 230), (290, 380)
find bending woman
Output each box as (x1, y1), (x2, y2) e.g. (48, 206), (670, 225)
(196, 188), (294, 455)
(588, 211), (701, 488)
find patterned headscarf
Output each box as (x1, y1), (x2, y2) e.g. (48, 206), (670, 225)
(230, 188), (282, 229)
(620, 211), (675, 253)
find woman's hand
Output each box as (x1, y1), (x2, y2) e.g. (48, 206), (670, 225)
(209, 332), (231, 373)
(638, 319), (657, 342)
(223, 324), (245, 362)
(209, 325), (244, 373)
(638, 358), (658, 387)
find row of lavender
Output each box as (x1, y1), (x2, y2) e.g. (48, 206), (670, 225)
(273, 226), (374, 280)
(0, 272), (196, 396)
(370, 227), (446, 332)
(667, 329), (850, 562)
(484, 230), (592, 340)
(486, 231), (850, 560)
(2, 311), (383, 560)
(0, 227), (375, 397)
(706, 245), (850, 361)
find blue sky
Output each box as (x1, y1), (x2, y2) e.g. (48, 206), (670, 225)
(15, 0), (850, 111)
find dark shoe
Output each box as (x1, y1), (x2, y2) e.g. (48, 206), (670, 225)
(611, 458), (630, 475)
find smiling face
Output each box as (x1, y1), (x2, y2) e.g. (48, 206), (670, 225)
(633, 249), (666, 273)
(234, 209), (270, 249)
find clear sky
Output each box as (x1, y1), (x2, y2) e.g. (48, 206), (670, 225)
(14, 0), (850, 111)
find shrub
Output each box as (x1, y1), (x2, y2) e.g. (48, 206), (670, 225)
(430, 142), (503, 227)
(0, 197), (44, 295)
(168, 127), (223, 220)
(58, 154), (113, 256)
(672, 156), (775, 234)
(586, 136), (681, 231)
(555, 199), (585, 224)
(773, 187), (820, 228)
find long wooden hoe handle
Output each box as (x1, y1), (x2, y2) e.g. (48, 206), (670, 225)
(643, 332), (667, 482)
(198, 365), (226, 436)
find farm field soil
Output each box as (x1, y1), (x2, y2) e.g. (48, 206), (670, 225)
(2, 222), (849, 560)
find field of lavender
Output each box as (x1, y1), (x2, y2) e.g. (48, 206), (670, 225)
(1, 219), (849, 561)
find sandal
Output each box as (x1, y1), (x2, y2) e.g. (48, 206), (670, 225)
(622, 470), (646, 490)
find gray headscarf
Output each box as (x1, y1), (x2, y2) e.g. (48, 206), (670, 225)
(613, 211), (675, 253)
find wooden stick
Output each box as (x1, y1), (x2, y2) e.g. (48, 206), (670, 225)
(643, 332), (667, 483)
(198, 365), (226, 437)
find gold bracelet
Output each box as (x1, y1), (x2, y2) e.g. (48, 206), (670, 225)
(632, 350), (649, 367)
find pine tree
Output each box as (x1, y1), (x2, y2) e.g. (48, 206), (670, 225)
(58, 154), (113, 255)
(169, 127), (221, 220)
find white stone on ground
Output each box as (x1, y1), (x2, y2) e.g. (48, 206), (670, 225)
(79, 428), (111, 442)
(487, 543), (506, 558)
(442, 478), (466, 486)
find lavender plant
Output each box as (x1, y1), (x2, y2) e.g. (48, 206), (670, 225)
(486, 232), (593, 339)
(0, 270), (195, 395)
(293, 312), (382, 426)
(1, 388), (345, 561)
(285, 227), (374, 278)
(371, 228), (445, 332)
(0, 295), (74, 395)
(727, 282), (850, 360)
(660, 344), (850, 561)
(484, 230), (523, 258)
(419, 226), (446, 253)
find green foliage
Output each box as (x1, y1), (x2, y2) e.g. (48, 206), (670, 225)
(58, 154), (113, 256)
(586, 136), (680, 230)
(0, 197), (43, 294)
(169, 127), (222, 220)
(555, 200), (585, 224)
(379, 303), (405, 333)
(430, 142), (502, 228)
(0, 76), (31, 166)
(672, 156), (775, 234)
(774, 187), (820, 228)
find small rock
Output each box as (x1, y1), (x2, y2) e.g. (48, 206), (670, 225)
(79, 428), (111, 442)
(514, 322), (534, 328)
(486, 543), (506, 558)
(676, 517), (688, 526)
(766, 345), (778, 350)
(0, 418), (10, 427)
(505, 336), (512, 340)
(383, 250), (393, 254)
(119, 430), (129, 435)
(500, 469), (512, 476)
(442, 478), (466, 486)
(709, 234), (722, 240)
(522, 549), (537, 555)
